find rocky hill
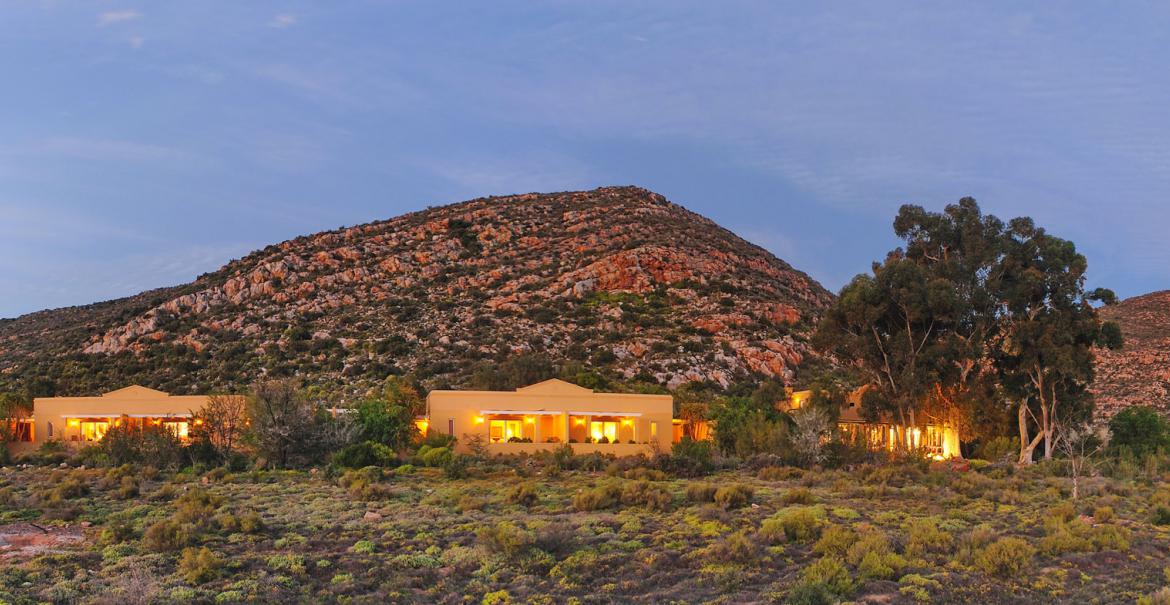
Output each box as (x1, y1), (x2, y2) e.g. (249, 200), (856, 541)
(0, 187), (834, 400)
(1091, 291), (1170, 419)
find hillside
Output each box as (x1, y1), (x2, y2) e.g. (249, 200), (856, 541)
(1091, 291), (1170, 418)
(0, 186), (834, 399)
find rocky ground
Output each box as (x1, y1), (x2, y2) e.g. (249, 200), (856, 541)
(1092, 291), (1170, 419)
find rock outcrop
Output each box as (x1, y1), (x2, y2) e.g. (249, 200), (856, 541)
(0, 186), (834, 398)
(1092, 291), (1170, 419)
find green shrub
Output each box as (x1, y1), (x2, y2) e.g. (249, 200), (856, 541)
(573, 482), (622, 511)
(788, 557), (854, 603)
(351, 540), (376, 554)
(178, 547), (223, 584)
(266, 553), (306, 574)
(846, 531), (905, 580)
(143, 519), (195, 552)
(1110, 406), (1170, 459)
(1093, 505), (1114, 523)
(761, 506), (825, 543)
(1152, 505), (1170, 526)
(759, 466), (803, 481)
(781, 487), (816, 505)
(482, 590), (511, 605)
(476, 521), (534, 560)
(813, 525), (856, 557)
(418, 445), (453, 467)
(714, 484), (753, 509)
(975, 537), (1034, 578)
(621, 480), (672, 511)
(507, 483), (539, 507)
(905, 517), (954, 559)
(333, 441), (396, 468)
(685, 483), (718, 503)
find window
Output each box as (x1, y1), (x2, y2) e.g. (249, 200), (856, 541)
(162, 421), (189, 439)
(589, 421), (617, 443)
(489, 419), (522, 443)
(80, 420), (109, 442)
(47, 422), (53, 438)
(448, 418), (454, 435)
(650, 421), (657, 440)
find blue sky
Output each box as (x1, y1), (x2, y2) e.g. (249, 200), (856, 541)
(3, 2), (1169, 318)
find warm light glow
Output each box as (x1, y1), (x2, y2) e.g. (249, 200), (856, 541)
(573, 417), (586, 426)
(524, 416), (535, 424)
(474, 416), (485, 425)
(67, 419), (80, 428)
(194, 419), (204, 426)
(621, 418), (633, 427)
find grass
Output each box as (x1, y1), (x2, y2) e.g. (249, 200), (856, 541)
(0, 458), (1169, 603)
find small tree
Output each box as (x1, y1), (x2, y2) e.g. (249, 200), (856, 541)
(1055, 422), (1108, 501)
(355, 399), (417, 451)
(193, 395), (248, 463)
(789, 406), (833, 467)
(247, 379), (321, 468)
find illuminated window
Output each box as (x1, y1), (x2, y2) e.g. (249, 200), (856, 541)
(80, 420), (109, 442)
(650, 421), (657, 440)
(162, 421), (190, 439)
(489, 419), (522, 443)
(590, 421), (617, 443)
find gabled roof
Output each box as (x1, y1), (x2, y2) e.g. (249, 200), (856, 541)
(515, 379), (594, 394)
(102, 385), (171, 399)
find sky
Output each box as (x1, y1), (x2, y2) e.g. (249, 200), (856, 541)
(3, 2), (1170, 319)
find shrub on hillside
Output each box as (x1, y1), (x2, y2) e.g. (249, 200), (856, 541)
(178, 547), (224, 584)
(974, 537), (1034, 578)
(573, 482), (622, 511)
(760, 506), (825, 543)
(714, 484), (753, 509)
(685, 483), (718, 503)
(1110, 406), (1170, 459)
(621, 480), (672, 511)
(332, 441), (397, 468)
(787, 557), (854, 605)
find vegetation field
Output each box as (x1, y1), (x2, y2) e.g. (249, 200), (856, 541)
(2, 452), (1170, 604)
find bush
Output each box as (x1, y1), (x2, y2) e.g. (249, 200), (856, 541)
(1110, 406), (1170, 459)
(418, 445), (453, 467)
(905, 518), (954, 559)
(846, 532), (905, 581)
(1153, 506), (1170, 526)
(573, 482), (622, 511)
(333, 441), (396, 468)
(143, 519), (195, 552)
(788, 557), (854, 604)
(781, 487), (816, 505)
(759, 466), (803, 481)
(621, 480), (672, 511)
(761, 506), (825, 543)
(812, 525), (856, 557)
(714, 484), (753, 509)
(178, 547), (223, 584)
(476, 521), (534, 560)
(670, 437), (713, 476)
(507, 483), (539, 507)
(685, 483), (718, 503)
(975, 537), (1034, 578)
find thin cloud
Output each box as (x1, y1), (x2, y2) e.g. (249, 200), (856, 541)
(269, 14), (297, 29)
(97, 10), (141, 27)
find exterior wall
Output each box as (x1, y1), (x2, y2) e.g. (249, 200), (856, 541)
(29, 386), (212, 447)
(426, 379), (674, 455)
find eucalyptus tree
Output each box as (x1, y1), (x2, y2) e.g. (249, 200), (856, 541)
(991, 217), (1120, 463)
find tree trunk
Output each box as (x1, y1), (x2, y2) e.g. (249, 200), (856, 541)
(1041, 401), (1053, 461)
(1018, 400), (1043, 465)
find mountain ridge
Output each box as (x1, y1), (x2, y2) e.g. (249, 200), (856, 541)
(0, 186), (834, 399)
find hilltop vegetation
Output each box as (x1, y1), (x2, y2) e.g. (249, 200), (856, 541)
(0, 187), (831, 400)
